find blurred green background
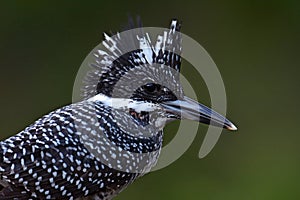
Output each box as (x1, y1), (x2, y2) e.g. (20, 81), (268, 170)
(0, 1), (299, 199)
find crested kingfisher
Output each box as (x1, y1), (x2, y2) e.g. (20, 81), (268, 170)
(0, 18), (237, 199)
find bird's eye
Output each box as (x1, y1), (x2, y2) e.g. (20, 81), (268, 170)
(143, 83), (159, 93)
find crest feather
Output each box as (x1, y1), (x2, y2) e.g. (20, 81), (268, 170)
(82, 19), (182, 99)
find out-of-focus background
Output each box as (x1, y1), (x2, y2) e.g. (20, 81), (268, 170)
(0, 1), (299, 199)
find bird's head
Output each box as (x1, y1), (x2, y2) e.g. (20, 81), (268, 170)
(83, 18), (237, 133)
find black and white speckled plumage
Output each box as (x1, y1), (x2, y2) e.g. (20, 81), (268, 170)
(0, 19), (183, 199)
(0, 99), (165, 199)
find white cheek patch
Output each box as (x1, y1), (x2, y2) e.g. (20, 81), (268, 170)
(127, 101), (159, 112)
(88, 94), (160, 112)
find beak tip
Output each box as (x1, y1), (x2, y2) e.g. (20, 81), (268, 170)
(227, 123), (238, 131)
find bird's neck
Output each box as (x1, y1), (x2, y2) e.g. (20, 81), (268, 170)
(74, 97), (164, 173)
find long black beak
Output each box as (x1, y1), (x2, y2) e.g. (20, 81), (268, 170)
(162, 96), (237, 131)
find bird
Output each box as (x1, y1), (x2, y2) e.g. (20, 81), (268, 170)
(0, 18), (237, 200)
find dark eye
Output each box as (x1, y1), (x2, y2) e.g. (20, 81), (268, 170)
(143, 83), (159, 93)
